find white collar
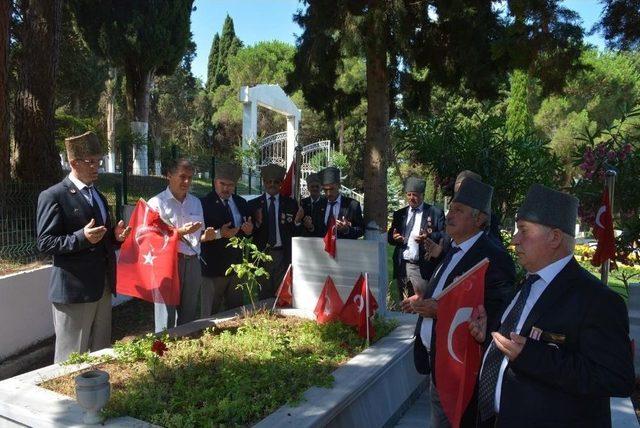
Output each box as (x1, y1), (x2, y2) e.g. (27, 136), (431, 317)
(453, 230), (484, 254)
(163, 186), (190, 204)
(68, 173), (92, 191)
(328, 194), (342, 206)
(266, 193), (280, 202)
(531, 254), (574, 285)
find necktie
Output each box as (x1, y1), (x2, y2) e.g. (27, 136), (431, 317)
(84, 186), (104, 226)
(403, 207), (419, 244)
(427, 246), (462, 294)
(268, 196), (277, 247)
(327, 201), (337, 224)
(477, 273), (541, 421)
(223, 199), (234, 227)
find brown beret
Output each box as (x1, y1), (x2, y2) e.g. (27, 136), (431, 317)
(65, 131), (102, 160)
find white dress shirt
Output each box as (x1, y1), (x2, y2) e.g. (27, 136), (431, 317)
(402, 203), (425, 262)
(266, 193), (282, 248)
(420, 230), (484, 349)
(147, 187), (204, 255)
(483, 253), (573, 412)
(68, 173), (108, 223)
(324, 194), (342, 225)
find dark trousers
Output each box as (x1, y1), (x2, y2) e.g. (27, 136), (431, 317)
(258, 248), (287, 300)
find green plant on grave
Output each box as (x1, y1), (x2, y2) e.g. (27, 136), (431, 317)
(225, 236), (272, 308)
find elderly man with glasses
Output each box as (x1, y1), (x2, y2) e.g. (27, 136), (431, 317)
(36, 131), (131, 363)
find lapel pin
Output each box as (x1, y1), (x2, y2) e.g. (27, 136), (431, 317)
(529, 326), (543, 341)
(70, 188), (76, 194)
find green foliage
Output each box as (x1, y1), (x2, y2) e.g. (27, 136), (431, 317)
(596, 0), (640, 50)
(506, 70), (533, 139)
(206, 15), (242, 92)
(54, 113), (99, 151)
(396, 111), (562, 223)
(205, 33), (220, 92)
(225, 237), (272, 308)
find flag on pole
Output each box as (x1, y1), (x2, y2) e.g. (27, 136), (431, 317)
(592, 187), (616, 266)
(324, 216), (337, 258)
(314, 276), (344, 324)
(117, 199), (181, 305)
(434, 258), (488, 428)
(340, 273), (378, 339)
(280, 160), (296, 198)
(273, 264), (293, 308)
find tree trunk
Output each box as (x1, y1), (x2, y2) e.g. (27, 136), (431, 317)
(363, 5), (389, 231)
(105, 67), (117, 173)
(13, 0), (62, 185)
(125, 66), (153, 176)
(0, 0), (10, 182)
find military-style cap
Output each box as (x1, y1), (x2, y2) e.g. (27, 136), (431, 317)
(216, 162), (242, 182)
(320, 166), (341, 185)
(261, 164), (286, 181)
(65, 131), (102, 160)
(516, 184), (578, 236)
(306, 173), (321, 185)
(451, 177), (493, 215)
(404, 177), (426, 194)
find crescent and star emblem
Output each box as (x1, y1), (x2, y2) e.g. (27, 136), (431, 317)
(447, 307), (473, 364)
(323, 294), (332, 315)
(595, 205), (606, 229)
(353, 295), (365, 313)
(134, 206), (170, 266)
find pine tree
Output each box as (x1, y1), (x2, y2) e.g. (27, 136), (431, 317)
(506, 70), (533, 139)
(212, 15), (241, 90)
(206, 33), (220, 92)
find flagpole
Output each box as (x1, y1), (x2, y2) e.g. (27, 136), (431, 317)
(601, 169), (616, 285)
(365, 272), (370, 347)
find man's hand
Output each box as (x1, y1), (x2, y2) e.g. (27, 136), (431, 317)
(401, 294), (420, 313)
(424, 238), (443, 260)
(221, 221), (239, 238)
(303, 215), (314, 231)
(392, 228), (404, 244)
(201, 227), (217, 242)
(492, 332), (527, 361)
(84, 218), (107, 244)
(336, 216), (351, 232)
(410, 298), (438, 319)
(178, 221), (202, 236)
(294, 206), (305, 224)
(241, 216), (253, 235)
(468, 305), (487, 343)
(415, 229), (427, 244)
(114, 220), (131, 242)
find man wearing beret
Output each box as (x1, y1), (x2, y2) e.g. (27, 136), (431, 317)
(471, 184), (634, 427)
(299, 172), (325, 236)
(388, 176), (446, 299)
(249, 163), (301, 300)
(36, 131), (131, 363)
(200, 161), (254, 316)
(310, 166), (364, 239)
(403, 177), (516, 427)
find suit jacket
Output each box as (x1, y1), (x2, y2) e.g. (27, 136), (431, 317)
(413, 233), (516, 377)
(312, 195), (364, 239)
(248, 193), (300, 262)
(300, 195), (325, 237)
(387, 203), (446, 281)
(36, 177), (118, 304)
(200, 192), (252, 277)
(493, 258), (634, 427)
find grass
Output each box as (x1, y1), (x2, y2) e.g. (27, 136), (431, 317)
(41, 311), (398, 427)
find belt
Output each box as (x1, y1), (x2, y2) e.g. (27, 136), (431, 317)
(404, 259), (420, 265)
(178, 253), (197, 259)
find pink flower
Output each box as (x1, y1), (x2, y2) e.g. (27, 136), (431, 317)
(607, 150), (617, 161)
(579, 162), (588, 171)
(585, 171), (593, 179)
(624, 144), (632, 154)
(618, 152), (627, 161)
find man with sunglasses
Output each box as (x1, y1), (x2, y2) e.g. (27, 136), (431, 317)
(36, 131), (131, 363)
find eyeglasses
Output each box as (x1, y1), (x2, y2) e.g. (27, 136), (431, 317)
(78, 158), (104, 167)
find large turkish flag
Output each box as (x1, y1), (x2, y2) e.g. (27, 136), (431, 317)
(592, 187), (616, 266)
(117, 199), (181, 305)
(435, 258), (488, 427)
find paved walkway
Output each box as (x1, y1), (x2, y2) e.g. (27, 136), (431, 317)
(394, 388), (429, 427)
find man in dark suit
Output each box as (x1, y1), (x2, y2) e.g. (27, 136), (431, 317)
(36, 132), (130, 363)
(249, 163), (301, 300)
(309, 166), (364, 239)
(300, 172), (325, 236)
(200, 162), (254, 316)
(471, 184), (634, 428)
(388, 177), (446, 298)
(403, 178), (516, 428)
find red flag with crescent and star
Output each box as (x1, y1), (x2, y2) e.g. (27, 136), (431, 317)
(434, 258), (488, 428)
(314, 276), (344, 324)
(274, 264), (293, 307)
(280, 160), (296, 198)
(324, 215), (337, 258)
(116, 199), (181, 305)
(340, 273), (378, 338)
(592, 187), (616, 266)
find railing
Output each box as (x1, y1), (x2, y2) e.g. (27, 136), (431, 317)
(341, 185), (364, 205)
(258, 131), (287, 167)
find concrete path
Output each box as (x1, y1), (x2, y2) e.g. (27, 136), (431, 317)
(394, 388), (429, 427)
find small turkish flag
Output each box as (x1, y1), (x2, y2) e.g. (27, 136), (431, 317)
(280, 160), (296, 199)
(117, 199), (181, 305)
(274, 264), (293, 308)
(592, 187), (616, 266)
(340, 273), (378, 339)
(324, 216), (337, 258)
(314, 276), (344, 324)
(435, 258), (488, 428)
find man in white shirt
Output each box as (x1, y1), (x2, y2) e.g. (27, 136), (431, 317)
(148, 158), (215, 332)
(471, 184), (634, 427)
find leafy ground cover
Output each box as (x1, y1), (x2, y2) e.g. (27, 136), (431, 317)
(42, 312), (398, 427)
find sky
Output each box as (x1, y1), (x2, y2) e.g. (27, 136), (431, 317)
(190, 0), (607, 84)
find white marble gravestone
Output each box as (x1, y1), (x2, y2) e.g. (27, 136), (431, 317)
(291, 237), (388, 314)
